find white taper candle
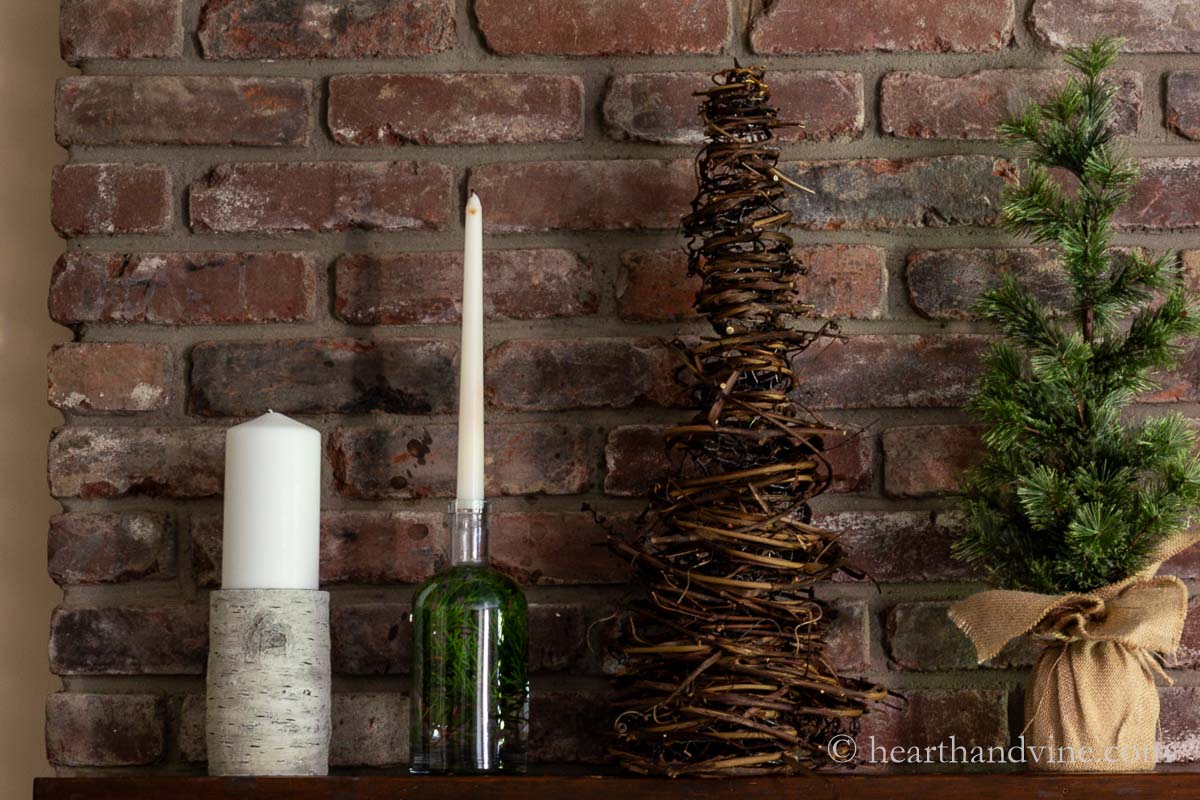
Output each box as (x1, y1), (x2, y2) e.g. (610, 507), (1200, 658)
(221, 411), (321, 589)
(456, 193), (485, 507)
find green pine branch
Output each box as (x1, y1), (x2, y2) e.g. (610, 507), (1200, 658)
(952, 38), (1200, 594)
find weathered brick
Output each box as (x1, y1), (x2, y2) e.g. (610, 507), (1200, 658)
(476, 0), (728, 56)
(335, 250), (596, 324)
(46, 694), (164, 767)
(857, 690), (1009, 760)
(816, 510), (974, 583)
(177, 694), (206, 763)
(882, 69), (1141, 140)
(48, 342), (171, 414)
(784, 157), (1015, 230)
(887, 601), (1037, 671)
(751, 0), (1014, 54)
(1169, 73), (1200, 140)
(1175, 595), (1200, 668)
(469, 160), (692, 233)
(1145, 342), (1200, 403)
(189, 162), (451, 234)
(491, 511), (631, 585)
(49, 605), (208, 675)
(1160, 687), (1200, 763)
(49, 426), (224, 499)
(1120, 159), (1200, 230)
(331, 694), (409, 768)
(329, 424), (596, 500)
(604, 71), (863, 145)
(330, 74), (582, 146)
(50, 251), (319, 325)
(906, 248), (1065, 320)
(331, 603), (409, 675)
(529, 688), (608, 763)
(882, 425), (985, 498)
(618, 246), (886, 322)
(60, 0), (182, 62)
(528, 604), (592, 672)
(190, 338), (457, 416)
(793, 335), (986, 409)
(827, 599), (870, 673)
(192, 511), (446, 588)
(51, 163), (171, 237)
(56, 77), (311, 147)
(604, 425), (873, 496)
(486, 338), (683, 412)
(1030, 0), (1200, 52)
(198, 0), (455, 59)
(49, 512), (175, 585)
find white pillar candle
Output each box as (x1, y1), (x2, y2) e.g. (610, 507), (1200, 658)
(221, 411), (321, 590)
(456, 193), (485, 507)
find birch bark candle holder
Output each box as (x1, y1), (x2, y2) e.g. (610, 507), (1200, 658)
(206, 588), (331, 776)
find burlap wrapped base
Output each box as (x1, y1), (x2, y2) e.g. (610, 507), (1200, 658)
(950, 533), (1198, 773)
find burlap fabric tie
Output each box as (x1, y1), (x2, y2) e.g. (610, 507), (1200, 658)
(949, 532), (1198, 772)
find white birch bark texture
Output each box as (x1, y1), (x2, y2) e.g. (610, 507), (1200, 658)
(206, 589), (331, 776)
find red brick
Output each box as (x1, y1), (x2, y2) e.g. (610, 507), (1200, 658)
(491, 511), (631, 585)
(793, 335), (987, 409)
(329, 74), (582, 146)
(882, 425), (985, 498)
(529, 688), (608, 763)
(1120, 159), (1200, 231)
(49, 605), (208, 675)
(1030, 0), (1200, 52)
(856, 690), (1009, 762)
(49, 512), (175, 585)
(527, 604), (592, 672)
(751, 0), (1014, 54)
(469, 160), (692, 233)
(60, 0), (183, 62)
(190, 338), (457, 416)
(46, 694), (164, 767)
(604, 425), (873, 497)
(332, 603), (410, 675)
(827, 599), (870, 673)
(618, 246), (885, 322)
(604, 71), (863, 145)
(785, 157), (1015, 230)
(192, 511), (447, 588)
(198, 0), (454, 59)
(56, 77), (311, 147)
(177, 695), (206, 762)
(882, 69), (1141, 140)
(486, 338), (684, 412)
(475, 0), (728, 56)
(48, 426), (224, 499)
(816, 510), (975, 583)
(1174, 595), (1200, 667)
(50, 251), (319, 325)
(330, 694), (409, 768)
(48, 343), (171, 414)
(329, 424), (596, 500)
(335, 250), (596, 324)
(906, 248), (1066, 320)
(887, 601), (1037, 671)
(189, 161), (451, 234)
(51, 163), (171, 237)
(1160, 687), (1200, 763)
(1162, 536), (1200, 581)
(1145, 343), (1200, 403)
(1169, 73), (1200, 140)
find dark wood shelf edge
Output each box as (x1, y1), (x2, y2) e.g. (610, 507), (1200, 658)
(32, 772), (1200, 800)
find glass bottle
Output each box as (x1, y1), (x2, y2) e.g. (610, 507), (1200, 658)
(410, 500), (529, 774)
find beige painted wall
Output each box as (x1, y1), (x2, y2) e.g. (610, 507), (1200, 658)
(0, 0), (68, 796)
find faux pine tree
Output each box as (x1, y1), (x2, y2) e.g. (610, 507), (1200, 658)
(953, 38), (1200, 595)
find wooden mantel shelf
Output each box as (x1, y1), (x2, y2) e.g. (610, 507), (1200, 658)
(31, 773), (1200, 800)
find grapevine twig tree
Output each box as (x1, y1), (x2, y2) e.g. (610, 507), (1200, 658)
(606, 66), (887, 778)
(952, 38), (1200, 594)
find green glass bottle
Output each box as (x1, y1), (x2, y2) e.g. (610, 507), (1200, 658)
(410, 501), (529, 774)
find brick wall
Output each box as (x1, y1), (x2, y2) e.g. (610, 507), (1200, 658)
(45, 0), (1200, 773)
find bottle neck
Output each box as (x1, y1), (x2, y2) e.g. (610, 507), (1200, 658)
(449, 500), (488, 565)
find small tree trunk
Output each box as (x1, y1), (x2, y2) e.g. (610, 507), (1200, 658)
(206, 589), (331, 776)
